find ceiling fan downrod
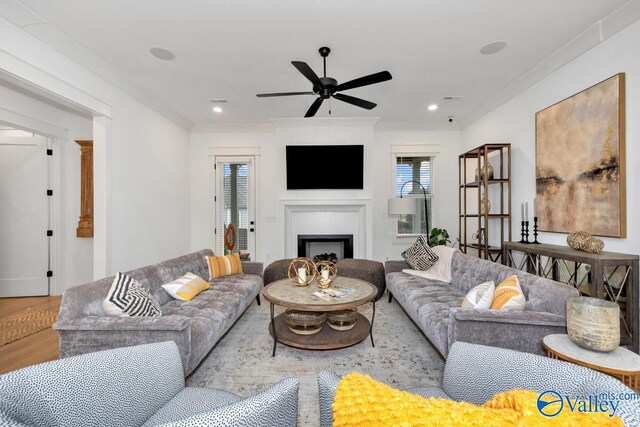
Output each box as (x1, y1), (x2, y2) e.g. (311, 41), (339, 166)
(319, 46), (330, 78)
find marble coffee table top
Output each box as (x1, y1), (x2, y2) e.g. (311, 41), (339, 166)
(262, 276), (377, 311)
(543, 334), (640, 373)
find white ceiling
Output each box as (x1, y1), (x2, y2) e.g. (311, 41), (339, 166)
(3, 0), (637, 127)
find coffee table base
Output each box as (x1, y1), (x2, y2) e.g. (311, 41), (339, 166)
(270, 313), (371, 351)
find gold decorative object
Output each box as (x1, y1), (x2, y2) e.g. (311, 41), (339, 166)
(327, 309), (358, 331)
(567, 296), (620, 352)
(283, 310), (326, 335)
(567, 231), (604, 253)
(287, 257), (316, 286)
(315, 261), (337, 289)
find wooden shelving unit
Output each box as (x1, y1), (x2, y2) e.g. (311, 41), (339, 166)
(459, 143), (511, 261)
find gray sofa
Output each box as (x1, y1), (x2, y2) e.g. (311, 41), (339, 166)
(385, 251), (579, 356)
(318, 341), (640, 427)
(0, 341), (299, 427)
(54, 249), (263, 375)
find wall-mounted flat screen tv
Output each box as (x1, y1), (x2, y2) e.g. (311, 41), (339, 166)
(286, 145), (364, 190)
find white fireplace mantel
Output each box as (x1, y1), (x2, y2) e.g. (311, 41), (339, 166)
(280, 199), (373, 259)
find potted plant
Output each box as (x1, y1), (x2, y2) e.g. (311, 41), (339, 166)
(429, 228), (451, 247)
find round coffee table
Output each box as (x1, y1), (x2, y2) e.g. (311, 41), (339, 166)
(262, 276), (377, 356)
(543, 334), (640, 391)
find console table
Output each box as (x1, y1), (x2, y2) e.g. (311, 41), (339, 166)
(503, 241), (639, 353)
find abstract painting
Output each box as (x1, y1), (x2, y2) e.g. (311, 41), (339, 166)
(536, 73), (626, 237)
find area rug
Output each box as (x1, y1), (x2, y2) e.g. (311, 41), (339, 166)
(0, 308), (58, 346)
(188, 299), (445, 425)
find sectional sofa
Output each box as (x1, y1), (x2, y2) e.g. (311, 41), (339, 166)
(385, 251), (579, 356)
(54, 249), (263, 375)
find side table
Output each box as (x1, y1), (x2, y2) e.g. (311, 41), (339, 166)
(543, 334), (640, 391)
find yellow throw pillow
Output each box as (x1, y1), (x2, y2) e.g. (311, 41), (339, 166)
(205, 254), (244, 280)
(332, 372), (623, 427)
(490, 274), (526, 310)
(162, 273), (210, 301)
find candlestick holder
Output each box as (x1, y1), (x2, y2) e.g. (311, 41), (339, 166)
(519, 221), (527, 243)
(524, 221), (530, 244)
(532, 216), (540, 244)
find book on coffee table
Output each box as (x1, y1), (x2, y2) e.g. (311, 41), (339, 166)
(312, 286), (355, 301)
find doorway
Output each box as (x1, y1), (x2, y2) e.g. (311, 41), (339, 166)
(0, 127), (51, 297)
(214, 156), (256, 258)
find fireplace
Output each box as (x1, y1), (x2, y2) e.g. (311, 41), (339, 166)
(297, 234), (354, 260)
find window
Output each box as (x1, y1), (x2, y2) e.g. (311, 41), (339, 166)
(395, 155), (433, 236)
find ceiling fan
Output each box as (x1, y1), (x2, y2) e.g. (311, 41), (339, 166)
(256, 47), (392, 118)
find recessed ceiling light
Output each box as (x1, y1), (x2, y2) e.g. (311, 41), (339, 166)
(212, 106), (223, 113)
(149, 47), (175, 61)
(428, 104), (438, 111)
(480, 40), (507, 55)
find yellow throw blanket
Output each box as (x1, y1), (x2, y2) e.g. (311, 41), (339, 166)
(332, 373), (623, 427)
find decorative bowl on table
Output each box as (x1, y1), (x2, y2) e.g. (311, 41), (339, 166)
(566, 296), (620, 352)
(284, 310), (326, 335)
(327, 309), (358, 331)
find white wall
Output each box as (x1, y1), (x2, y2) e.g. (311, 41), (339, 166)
(190, 121), (461, 266)
(0, 16), (191, 278)
(461, 19), (640, 256)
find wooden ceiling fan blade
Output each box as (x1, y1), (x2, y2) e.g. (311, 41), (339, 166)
(333, 93), (377, 110)
(336, 71), (392, 92)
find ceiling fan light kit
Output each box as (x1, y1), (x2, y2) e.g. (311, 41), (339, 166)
(256, 46), (392, 118)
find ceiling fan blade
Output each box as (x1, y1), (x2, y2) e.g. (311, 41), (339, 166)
(256, 91), (315, 97)
(304, 97), (324, 118)
(333, 93), (377, 110)
(336, 71), (392, 92)
(292, 61), (324, 88)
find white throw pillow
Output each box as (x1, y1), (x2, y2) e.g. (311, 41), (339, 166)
(403, 245), (459, 283)
(103, 272), (162, 317)
(162, 273), (210, 301)
(461, 281), (495, 309)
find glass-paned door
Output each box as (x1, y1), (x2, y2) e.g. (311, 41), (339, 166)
(215, 156), (256, 258)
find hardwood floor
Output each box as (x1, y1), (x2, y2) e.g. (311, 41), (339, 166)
(0, 295), (61, 374)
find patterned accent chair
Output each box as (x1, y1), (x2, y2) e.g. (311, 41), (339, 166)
(0, 341), (299, 427)
(318, 341), (640, 427)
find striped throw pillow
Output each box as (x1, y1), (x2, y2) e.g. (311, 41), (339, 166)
(103, 272), (162, 317)
(162, 273), (210, 301)
(490, 275), (526, 310)
(205, 254), (244, 280)
(402, 235), (439, 271)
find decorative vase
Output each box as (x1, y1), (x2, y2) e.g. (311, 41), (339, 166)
(474, 164), (495, 181)
(566, 296), (620, 352)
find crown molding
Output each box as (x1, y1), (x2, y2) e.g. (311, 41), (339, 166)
(460, 2), (640, 128)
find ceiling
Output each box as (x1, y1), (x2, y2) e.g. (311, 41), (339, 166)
(2, 0), (635, 127)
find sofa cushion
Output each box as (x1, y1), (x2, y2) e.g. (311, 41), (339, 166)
(148, 378), (299, 427)
(143, 387), (242, 426)
(387, 272), (466, 355)
(402, 235), (439, 270)
(161, 274), (263, 372)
